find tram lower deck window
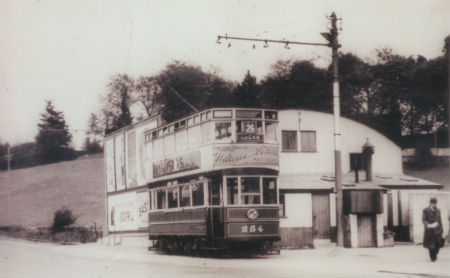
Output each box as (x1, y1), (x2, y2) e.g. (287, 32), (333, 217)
(168, 187), (178, 208)
(192, 182), (204, 206)
(156, 189), (166, 209)
(227, 178), (238, 205)
(241, 177), (260, 205)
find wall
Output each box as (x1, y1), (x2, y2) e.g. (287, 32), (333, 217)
(279, 193), (313, 248)
(278, 110), (403, 174)
(408, 192), (450, 244)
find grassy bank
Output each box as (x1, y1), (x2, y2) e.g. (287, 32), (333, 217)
(0, 154), (106, 231)
(0, 225), (101, 244)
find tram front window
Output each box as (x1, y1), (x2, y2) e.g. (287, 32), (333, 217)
(263, 178), (277, 204)
(226, 178), (238, 205)
(241, 177), (261, 205)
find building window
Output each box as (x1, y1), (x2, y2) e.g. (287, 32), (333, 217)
(241, 177), (261, 205)
(226, 178), (238, 205)
(350, 153), (366, 170)
(279, 193), (285, 217)
(300, 131), (316, 152)
(263, 178), (277, 204)
(192, 182), (204, 206)
(282, 130), (297, 152)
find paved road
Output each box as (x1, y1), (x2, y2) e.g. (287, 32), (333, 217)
(1, 237), (449, 277)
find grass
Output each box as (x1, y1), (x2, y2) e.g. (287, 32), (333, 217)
(0, 154), (106, 233)
(403, 160), (450, 191)
(0, 225), (100, 244)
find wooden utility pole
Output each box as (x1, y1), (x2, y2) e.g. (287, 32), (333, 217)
(329, 12), (344, 248)
(217, 11), (344, 246)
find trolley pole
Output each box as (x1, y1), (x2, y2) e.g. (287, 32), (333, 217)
(217, 11), (344, 246)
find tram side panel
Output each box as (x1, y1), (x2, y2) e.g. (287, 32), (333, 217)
(148, 208), (208, 238)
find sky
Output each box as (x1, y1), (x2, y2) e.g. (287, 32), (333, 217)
(0, 0), (449, 149)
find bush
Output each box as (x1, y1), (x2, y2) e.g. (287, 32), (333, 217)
(52, 208), (77, 233)
(408, 146), (436, 169)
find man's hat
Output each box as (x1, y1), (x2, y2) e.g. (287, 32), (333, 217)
(430, 197), (437, 204)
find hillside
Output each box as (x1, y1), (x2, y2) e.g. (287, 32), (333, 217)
(0, 154), (106, 231)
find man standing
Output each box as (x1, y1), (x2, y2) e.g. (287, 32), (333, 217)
(422, 197), (443, 262)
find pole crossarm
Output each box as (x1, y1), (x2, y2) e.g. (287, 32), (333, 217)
(217, 35), (330, 47)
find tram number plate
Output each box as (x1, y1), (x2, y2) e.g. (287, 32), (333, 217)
(228, 223), (277, 236)
(241, 224), (263, 233)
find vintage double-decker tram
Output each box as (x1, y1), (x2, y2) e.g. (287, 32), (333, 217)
(105, 108), (281, 254)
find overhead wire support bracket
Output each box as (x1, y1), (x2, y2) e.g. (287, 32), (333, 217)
(216, 35), (330, 48)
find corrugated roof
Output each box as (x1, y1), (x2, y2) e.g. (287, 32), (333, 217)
(278, 172), (442, 190)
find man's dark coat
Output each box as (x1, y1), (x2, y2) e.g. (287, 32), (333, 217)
(422, 206), (443, 249)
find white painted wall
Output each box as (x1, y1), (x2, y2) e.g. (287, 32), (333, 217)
(278, 110), (403, 174)
(408, 192), (450, 244)
(280, 193), (312, 228)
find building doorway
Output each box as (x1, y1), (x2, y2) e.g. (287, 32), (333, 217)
(312, 193), (330, 239)
(357, 214), (376, 247)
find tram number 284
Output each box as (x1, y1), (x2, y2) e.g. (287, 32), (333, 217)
(241, 224), (264, 234)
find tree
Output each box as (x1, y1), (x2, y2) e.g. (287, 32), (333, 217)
(260, 60), (331, 111)
(35, 100), (74, 164)
(83, 113), (103, 154)
(135, 76), (162, 117)
(102, 74), (135, 134)
(156, 61), (233, 122)
(335, 53), (372, 119)
(232, 71), (261, 107)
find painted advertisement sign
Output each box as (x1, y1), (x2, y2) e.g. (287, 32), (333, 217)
(115, 134), (126, 190)
(105, 138), (115, 192)
(136, 190), (150, 228)
(108, 191), (138, 232)
(213, 145), (279, 167)
(126, 131), (137, 188)
(107, 190), (151, 232)
(153, 150), (201, 178)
